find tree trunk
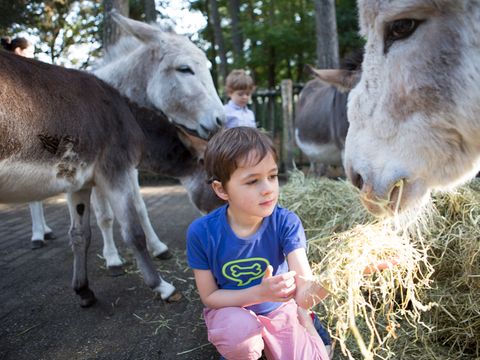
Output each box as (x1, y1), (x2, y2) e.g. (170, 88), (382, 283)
(209, 0), (228, 84)
(203, 0), (219, 90)
(103, 0), (129, 51)
(247, 0), (259, 82)
(227, 0), (243, 65)
(296, 51), (304, 82)
(143, 0), (156, 23)
(267, 0), (276, 88)
(314, 0), (339, 69)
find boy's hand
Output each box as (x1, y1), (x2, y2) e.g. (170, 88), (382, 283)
(295, 276), (329, 309)
(258, 265), (296, 302)
(363, 258), (399, 275)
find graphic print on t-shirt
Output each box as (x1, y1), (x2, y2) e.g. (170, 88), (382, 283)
(222, 258), (270, 287)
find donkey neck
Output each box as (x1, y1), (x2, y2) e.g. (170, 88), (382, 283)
(94, 47), (153, 108)
(129, 102), (198, 178)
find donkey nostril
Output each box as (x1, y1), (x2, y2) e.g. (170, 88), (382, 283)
(215, 117), (223, 127)
(350, 170), (364, 191)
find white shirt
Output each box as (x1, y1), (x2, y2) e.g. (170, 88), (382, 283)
(224, 100), (256, 128)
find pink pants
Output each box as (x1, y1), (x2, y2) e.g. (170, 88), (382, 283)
(203, 300), (330, 360)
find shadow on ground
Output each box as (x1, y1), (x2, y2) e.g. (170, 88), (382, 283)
(0, 184), (218, 360)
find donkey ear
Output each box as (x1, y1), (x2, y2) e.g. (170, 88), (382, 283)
(176, 126), (208, 159)
(109, 10), (162, 44)
(308, 66), (361, 93)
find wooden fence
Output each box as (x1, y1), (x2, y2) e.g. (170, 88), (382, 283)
(251, 81), (307, 175)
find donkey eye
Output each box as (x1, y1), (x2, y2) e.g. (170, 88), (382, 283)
(177, 65), (195, 75)
(384, 19), (422, 54)
(389, 19), (419, 40)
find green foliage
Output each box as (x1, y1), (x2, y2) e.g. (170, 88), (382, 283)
(129, 0), (150, 21)
(336, 0), (364, 57)
(1, 0), (362, 83)
(0, 0), (32, 28)
(191, 0), (362, 89)
(39, 1), (102, 65)
(1, 0), (102, 67)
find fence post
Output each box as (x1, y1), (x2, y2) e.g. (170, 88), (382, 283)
(281, 79), (294, 177)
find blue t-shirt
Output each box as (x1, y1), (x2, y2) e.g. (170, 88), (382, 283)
(187, 204), (306, 315)
(224, 100), (256, 128)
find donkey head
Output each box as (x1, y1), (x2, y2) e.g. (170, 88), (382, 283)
(96, 11), (225, 140)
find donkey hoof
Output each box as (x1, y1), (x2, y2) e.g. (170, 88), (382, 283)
(165, 291), (182, 303)
(44, 232), (57, 240)
(31, 240), (46, 250)
(77, 287), (96, 308)
(80, 296), (97, 308)
(156, 250), (173, 260)
(107, 266), (125, 277)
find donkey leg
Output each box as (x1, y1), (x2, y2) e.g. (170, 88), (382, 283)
(128, 171), (171, 260)
(102, 175), (178, 301)
(41, 202), (56, 240)
(29, 201), (46, 249)
(91, 187), (125, 276)
(67, 189), (96, 307)
(311, 161), (327, 177)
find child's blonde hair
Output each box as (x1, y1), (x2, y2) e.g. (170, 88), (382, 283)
(225, 69), (256, 94)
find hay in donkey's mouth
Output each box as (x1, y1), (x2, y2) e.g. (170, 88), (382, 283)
(280, 171), (480, 359)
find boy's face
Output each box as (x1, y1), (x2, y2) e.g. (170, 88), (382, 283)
(213, 151), (279, 221)
(229, 89), (252, 108)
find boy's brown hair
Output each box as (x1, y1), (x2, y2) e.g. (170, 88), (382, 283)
(225, 69), (256, 94)
(205, 127), (277, 185)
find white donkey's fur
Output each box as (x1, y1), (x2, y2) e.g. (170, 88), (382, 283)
(95, 13), (225, 138)
(29, 201), (54, 242)
(28, 13), (225, 268)
(316, 1), (480, 216)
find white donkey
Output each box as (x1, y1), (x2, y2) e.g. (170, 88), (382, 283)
(28, 13), (225, 274)
(312, 1), (480, 216)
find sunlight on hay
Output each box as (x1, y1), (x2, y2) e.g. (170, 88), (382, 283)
(311, 224), (434, 360)
(418, 185), (480, 358)
(280, 171), (480, 360)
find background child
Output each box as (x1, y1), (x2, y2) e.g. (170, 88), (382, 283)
(224, 69), (257, 128)
(1, 36), (35, 58)
(187, 127), (331, 360)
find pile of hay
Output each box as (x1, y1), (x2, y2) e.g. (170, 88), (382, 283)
(280, 171), (480, 360)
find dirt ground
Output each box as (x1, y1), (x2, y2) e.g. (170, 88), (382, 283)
(0, 182), (220, 360)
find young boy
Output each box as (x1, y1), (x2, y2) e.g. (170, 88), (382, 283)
(186, 127), (331, 360)
(224, 69), (257, 128)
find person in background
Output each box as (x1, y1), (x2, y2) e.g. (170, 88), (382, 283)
(1, 36), (56, 247)
(187, 127), (331, 360)
(1, 36), (35, 58)
(224, 69), (257, 128)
